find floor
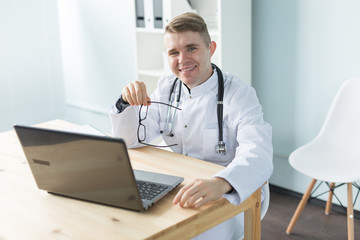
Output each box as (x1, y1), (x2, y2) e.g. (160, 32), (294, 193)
(261, 188), (360, 240)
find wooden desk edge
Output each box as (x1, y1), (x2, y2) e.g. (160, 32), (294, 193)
(149, 187), (262, 240)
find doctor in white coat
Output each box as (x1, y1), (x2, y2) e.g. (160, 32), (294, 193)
(108, 12), (273, 240)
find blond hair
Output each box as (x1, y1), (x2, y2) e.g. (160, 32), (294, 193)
(165, 12), (211, 46)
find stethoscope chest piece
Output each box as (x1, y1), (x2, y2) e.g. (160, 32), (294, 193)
(216, 141), (227, 154)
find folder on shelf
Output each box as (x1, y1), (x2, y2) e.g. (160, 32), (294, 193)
(135, 0), (145, 27)
(163, 0), (194, 27)
(144, 0), (154, 29)
(136, 0), (194, 29)
(153, 0), (163, 29)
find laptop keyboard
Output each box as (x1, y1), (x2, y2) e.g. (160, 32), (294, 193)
(136, 181), (169, 201)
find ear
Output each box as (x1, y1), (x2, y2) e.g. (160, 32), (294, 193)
(209, 41), (217, 57)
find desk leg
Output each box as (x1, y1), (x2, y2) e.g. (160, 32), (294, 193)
(347, 183), (354, 240)
(243, 188), (261, 240)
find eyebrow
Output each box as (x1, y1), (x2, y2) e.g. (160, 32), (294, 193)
(185, 43), (199, 48)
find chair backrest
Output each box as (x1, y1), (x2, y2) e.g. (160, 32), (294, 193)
(315, 78), (360, 152)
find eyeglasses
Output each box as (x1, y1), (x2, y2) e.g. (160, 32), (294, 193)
(137, 101), (182, 148)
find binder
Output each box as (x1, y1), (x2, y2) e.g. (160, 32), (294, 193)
(153, 0), (163, 29)
(137, 0), (195, 29)
(163, 0), (194, 27)
(144, 0), (154, 29)
(135, 0), (145, 27)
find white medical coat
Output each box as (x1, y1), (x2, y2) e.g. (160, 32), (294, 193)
(108, 69), (273, 239)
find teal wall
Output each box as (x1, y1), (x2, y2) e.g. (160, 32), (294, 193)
(252, 0), (360, 209)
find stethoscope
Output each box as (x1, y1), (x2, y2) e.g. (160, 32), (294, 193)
(160, 63), (227, 154)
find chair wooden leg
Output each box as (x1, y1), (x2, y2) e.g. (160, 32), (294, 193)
(325, 182), (335, 215)
(347, 183), (354, 240)
(286, 179), (317, 234)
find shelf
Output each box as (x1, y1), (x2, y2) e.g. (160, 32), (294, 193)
(136, 27), (164, 34)
(138, 69), (166, 78)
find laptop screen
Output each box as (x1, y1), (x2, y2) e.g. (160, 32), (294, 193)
(14, 125), (144, 210)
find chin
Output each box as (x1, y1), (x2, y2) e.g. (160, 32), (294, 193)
(179, 72), (197, 82)
(178, 76), (192, 83)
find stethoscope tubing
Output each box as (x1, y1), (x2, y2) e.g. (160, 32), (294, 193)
(163, 78), (182, 136)
(162, 63), (226, 154)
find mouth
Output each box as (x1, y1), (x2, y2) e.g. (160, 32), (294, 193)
(179, 65), (197, 72)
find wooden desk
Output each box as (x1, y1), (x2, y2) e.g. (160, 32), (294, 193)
(0, 120), (261, 240)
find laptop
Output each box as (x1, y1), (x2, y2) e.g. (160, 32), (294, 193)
(14, 125), (184, 211)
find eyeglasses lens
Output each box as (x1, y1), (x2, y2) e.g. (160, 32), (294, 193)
(137, 124), (146, 142)
(139, 105), (148, 120)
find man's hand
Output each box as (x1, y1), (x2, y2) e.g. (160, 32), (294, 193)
(122, 81), (151, 106)
(173, 177), (233, 208)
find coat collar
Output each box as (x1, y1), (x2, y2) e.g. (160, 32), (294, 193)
(181, 68), (218, 97)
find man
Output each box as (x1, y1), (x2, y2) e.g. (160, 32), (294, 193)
(109, 12), (273, 239)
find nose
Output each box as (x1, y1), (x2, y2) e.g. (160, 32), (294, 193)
(178, 51), (189, 64)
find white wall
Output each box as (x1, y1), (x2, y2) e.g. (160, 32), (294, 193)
(57, 0), (137, 134)
(253, 0), (360, 210)
(1, 0), (137, 135)
(0, 0), (65, 132)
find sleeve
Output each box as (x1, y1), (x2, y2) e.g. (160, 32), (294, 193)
(213, 84), (273, 206)
(115, 96), (130, 113)
(108, 102), (142, 148)
(108, 95), (130, 114)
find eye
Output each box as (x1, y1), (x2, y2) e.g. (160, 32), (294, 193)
(169, 51), (179, 56)
(188, 47), (196, 52)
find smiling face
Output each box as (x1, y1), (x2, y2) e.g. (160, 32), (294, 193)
(164, 31), (216, 89)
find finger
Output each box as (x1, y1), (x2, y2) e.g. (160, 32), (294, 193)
(139, 82), (150, 106)
(178, 185), (201, 207)
(186, 191), (205, 207)
(184, 180), (211, 207)
(128, 82), (140, 105)
(173, 182), (194, 205)
(173, 185), (190, 204)
(123, 85), (135, 106)
(194, 195), (211, 208)
(134, 82), (144, 105)
(132, 81), (150, 106)
(125, 82), (141, 105)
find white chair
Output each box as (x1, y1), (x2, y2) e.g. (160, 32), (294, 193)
(285, 78), (360, 240)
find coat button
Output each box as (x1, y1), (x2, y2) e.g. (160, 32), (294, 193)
(184, 125), (187, 128)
